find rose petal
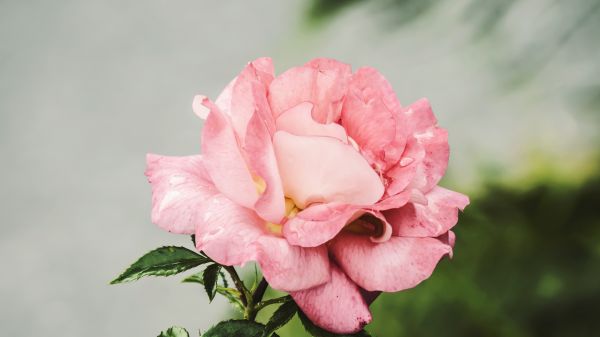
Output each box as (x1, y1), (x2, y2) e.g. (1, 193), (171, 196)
(341, 67), (406, 170)
(269, 59), (351, 123)
(273, 131), (384, 208)
(385, 136), (425, 196)
(201, 98), (258, 209)
(410, 127), (450, 193)
(403, 98), (437, 133)
(385, 186), (469, 237)
(330, 233), (452, 292)
(275, 102), (348, 142)
(291, 265), (372, 334)
(216, 58), (276, 143)
(256, 236), (330, 292)
(244, 111), (286, 223)
(194, 193), (264, 266)
(283, 203), (360, 247)
(145, 154), (217, 234)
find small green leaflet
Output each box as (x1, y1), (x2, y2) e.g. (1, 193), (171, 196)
(298, 310), (372, 337)
(202, 264), (221, 302)
(262, 298), (297, 337)
(202, 320), (278, 337)
(157, 326), (189, 337)
(182, 272), (244, 311)
(110, 246), (211, 284)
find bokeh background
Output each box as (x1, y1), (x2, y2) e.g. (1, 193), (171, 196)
(1, 0), (599, 336)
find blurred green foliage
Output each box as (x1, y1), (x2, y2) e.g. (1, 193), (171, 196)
(277, 173), (600, 336)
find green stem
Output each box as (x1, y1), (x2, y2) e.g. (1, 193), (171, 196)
(254, 295), (292, 313)
(224, 266), (251, 308)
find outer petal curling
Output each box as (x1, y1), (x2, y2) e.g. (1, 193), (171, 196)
(145, 154), (217, 234)
(385, 187), (469, 237)
(273, 131), (384, 209)
(256, 236), (330, 292)
(201, 98), (258, 209)
(330, 234), (452, 292)
(291, 266), (372, 334)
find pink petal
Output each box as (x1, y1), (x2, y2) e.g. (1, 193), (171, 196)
(269, 59), (351, 123)
(283, 203), (360, 247)
(200, 98), (258, 209)
(275, 102), (348, 143)
(291, 265), (372, 334)
(145, 154), (217, 234)
(330, 234), (452, 292)
(273, 131), (384, 209)
(403, 98), (437, 133)
(255, 236), (330, 292)
(341, 67), (405, 170)
(216, 58), (276, 143)
(385, 187), (469, 237)
(385, 136), (425, 196)
(410, 127), (450, 193)
(244, 111), (286, 223)
(194, 193), (265, 266)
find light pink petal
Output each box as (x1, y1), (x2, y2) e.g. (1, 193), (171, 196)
(385, 186), (469, 237)
(283, 203), (360, 247)
(410, 127), (450, 193)
(371, 189), (412, 211)
(194, 193), (264, 266)
(192, 95), (210, 119)
(341, 67), (405, 170)
(145, 154), (217, 234)
(273, 131), (384, 209)
(275, 102), (348, 143)
(269, 59), (351, 123)
(244, 111), (286, 223)
(256, 236), (330, 292)
(291, 265), (372, 334)
(217, 58), (276, 143)
(200, 98), (258, 209)
(330, 234), (452, 292)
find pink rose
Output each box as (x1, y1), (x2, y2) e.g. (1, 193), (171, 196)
(146, 58), (469, 333)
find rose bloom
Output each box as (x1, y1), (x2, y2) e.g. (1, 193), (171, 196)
(146, 58), (469, 333)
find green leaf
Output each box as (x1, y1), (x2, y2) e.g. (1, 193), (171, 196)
(202, 320), (278, 337)
(262, 298), (298, 337)
(110, 246), (210, 284)
(298, 310), (372, 337)
(157, 326), (190, 337)
(182, 272), (244, 311)
(203, 264), (221, 302)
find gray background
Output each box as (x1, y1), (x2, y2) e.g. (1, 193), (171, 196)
(1, 0), (597, 336)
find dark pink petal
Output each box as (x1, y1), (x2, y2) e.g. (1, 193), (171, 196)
(290, 265), (372, 334)
(330, 234), (452, 292)
(194, 193), (265, 266)
(256, 236), (330, 292)
(385, 187), (469, 237)
(275, 102), (348, 142)
(341, 67), (405, 170)
(269, 59), (351, 123)
(403, 98), (437, 133)
(273, 131), (384, 209)
(244, 111), (286, 223)
(200, 98), (258, 209)
(283, 203), (360, 247)
(145, 154), (217, 234)
(385, 136), (426, 196)
(410, 127), (450, 193)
